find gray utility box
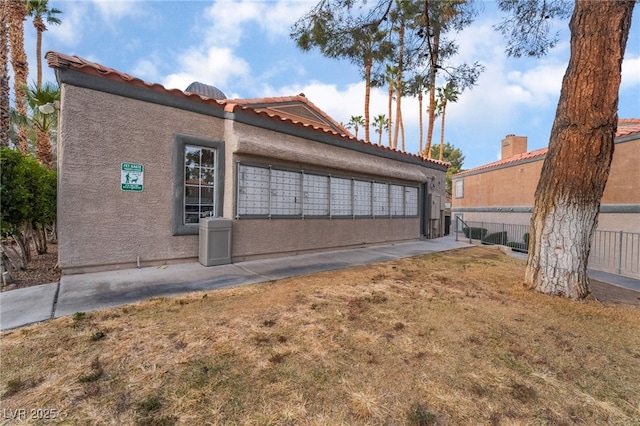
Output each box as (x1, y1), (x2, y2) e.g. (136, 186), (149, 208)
(199, 218), (232, 266)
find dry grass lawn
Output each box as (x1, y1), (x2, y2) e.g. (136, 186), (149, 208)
(1, 246), (639, 425)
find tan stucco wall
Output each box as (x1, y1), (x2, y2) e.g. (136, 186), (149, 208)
(58, 85), (445, 273)
(57, 85), (225, 273)
(453, 160), (543, 209)
(452, 137), (639, 234)
(232, 218), (419, 262)
(601, 140), (640, 204)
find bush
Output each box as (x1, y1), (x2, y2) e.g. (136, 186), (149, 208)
(507, 241), (528, 253)
(523, 233), (530, 246)
(462, 227), (487, 240)
(482, 231), (508, 245)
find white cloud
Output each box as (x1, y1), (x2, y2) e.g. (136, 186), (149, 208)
(47, 2), (88, 48)
(621, 54), (640, 89)
(162, 46), (250, 91)
(91, 0), (142, 21)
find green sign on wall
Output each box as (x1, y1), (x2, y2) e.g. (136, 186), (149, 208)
(121, 163), (144, 192)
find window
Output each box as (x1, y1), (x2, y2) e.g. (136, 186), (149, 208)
(454, 179), (464, 199)
(184, 145), (216, 224)
(173, 135), (225, 235)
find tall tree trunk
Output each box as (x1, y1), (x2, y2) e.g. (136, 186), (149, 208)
(418, 92), (423, 157)
(364, 58), (371, 143)
(36, 127), (52, 167)
(0, 0), (10, 147)
(525, 0), (634, 299)
(8, 0), (29, 154)
(387, 85), (393, 148)
(393, 21), (404, 150)
(399, 107), (405, 152)
(439, 98), (447, 161)
(34, 15), (45, 88)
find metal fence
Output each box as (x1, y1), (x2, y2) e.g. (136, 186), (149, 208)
(454, 218), (640, 279)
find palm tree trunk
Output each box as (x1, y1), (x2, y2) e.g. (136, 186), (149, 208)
(0, 0), (10, 147)
(439, 98), (447, 161)
(399, 107), (405, 152)
(387, 85), (393, 148)
(393, 22), (404, 150)
(364, 58), (372, 143)
(418, 92), (423, 157)
(35, 16), (44, 88)
(8, 0), (29, 154)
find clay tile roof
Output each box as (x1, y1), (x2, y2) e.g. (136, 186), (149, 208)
(455, 120), (640, 177)
(45, 50), (447, 168)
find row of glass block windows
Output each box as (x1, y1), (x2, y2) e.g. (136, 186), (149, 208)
(236, 163), (419, 218)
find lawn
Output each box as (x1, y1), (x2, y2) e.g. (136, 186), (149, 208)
(1, 247), (639, 425)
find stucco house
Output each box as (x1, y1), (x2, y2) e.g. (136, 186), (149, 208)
(451, 119), (640, 233)
(47, 51), (448, 275)
(451, 121), (640, 278)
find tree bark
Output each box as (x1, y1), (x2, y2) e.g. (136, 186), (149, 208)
(0, 0), (10, 147)
(525, 0), (635, 299)
(364, 58), (371, 143)
(8, 0), (29, 153)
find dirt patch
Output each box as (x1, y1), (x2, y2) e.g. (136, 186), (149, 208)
(2, 247), (639, 425)
(1, 243), (60, 292)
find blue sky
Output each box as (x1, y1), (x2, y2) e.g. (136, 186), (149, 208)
(30, 0), (640, 169)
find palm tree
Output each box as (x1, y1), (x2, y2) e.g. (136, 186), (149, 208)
(407, 74), (429, 157)
(24, 81), (59, 167)
(384, 64), (396, 148)
(347, 115), (365, 140)
(7, 0), (29, 153)
(0, 0), (10, 147)
(436, 81), (460, 161)
(27, 0), (61, 88)
(372, 114), (388, 145)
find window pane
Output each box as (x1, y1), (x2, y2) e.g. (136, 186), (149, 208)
(200, 187), (214, 204)
(185, 166), (199, 184)
(185, 186), (199, 204)
(200, 149), (215, 167)
(185, 146), (200, 167)
(201, 168), (214, 186)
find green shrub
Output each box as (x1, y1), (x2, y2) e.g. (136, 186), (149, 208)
(482, 231), (508, 245)
(507, 241), (528, 253)
(523, 233), (530, 245)
(462, 227), (487, 240)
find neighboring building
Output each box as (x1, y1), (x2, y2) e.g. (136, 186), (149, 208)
(451, 119), (640, 233)
(47, 51), (448, 274)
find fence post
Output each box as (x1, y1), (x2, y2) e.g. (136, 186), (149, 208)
(617, 230), (623, 275)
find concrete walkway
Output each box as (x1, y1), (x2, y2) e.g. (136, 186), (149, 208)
(1, 237), (638, 331)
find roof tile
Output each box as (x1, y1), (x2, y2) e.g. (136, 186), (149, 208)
(46, 50), (446, 168)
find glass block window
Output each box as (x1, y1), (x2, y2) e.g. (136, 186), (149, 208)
(373, 182), (389, 217)
(303, 174), (329, 216)
(390, 185), (404, 216)
(237, 165), (270, 216)
(330, 177), (352, 216)
(270, 169), (302, 216)
(184, 145), (216, 224)
(353, 180), (372, 216)
(405, 187), (419, 216)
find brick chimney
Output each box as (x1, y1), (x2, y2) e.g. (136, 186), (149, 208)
(501, 134), (528, 159)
